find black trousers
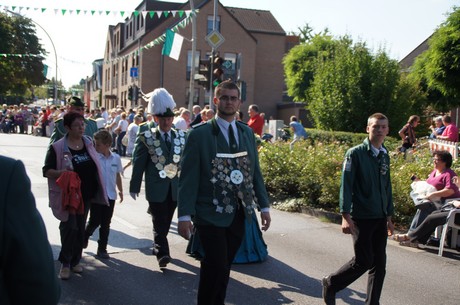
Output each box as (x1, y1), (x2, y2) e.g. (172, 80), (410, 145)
(148, 188), (176, 259)
(196, 206), (245, 305)
(85, 199), (116, 251)
(328, 218), (388, 305)
(59, 201), (91, 267)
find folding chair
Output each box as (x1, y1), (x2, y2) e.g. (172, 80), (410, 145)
(438, 209), (460, 256)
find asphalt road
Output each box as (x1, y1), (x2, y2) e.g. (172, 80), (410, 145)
(1, 133), (459, 305)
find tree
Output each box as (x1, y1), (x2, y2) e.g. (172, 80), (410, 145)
(410, 6), (460, 108)
(0, 12), (46, 96)
(307, 37), (424, 133)
(283, 32), (337, 102)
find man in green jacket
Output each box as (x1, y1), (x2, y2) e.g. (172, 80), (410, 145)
(129, 88), (184, 269)
(0, 156), (61, 305)
(49, 96), (98, 144)
(177, 80), (271, 305)
(322, 113), (394, 305)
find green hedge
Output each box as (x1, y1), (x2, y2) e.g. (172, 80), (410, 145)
(258, 131), (457, 228)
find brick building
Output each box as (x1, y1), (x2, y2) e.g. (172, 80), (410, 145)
(99, 0), (288, 119)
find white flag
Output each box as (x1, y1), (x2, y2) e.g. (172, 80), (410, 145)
(162, 29), (184, 61)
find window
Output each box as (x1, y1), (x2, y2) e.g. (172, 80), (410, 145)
(207, 15), (221, 34)
(186, 50), (201, 80)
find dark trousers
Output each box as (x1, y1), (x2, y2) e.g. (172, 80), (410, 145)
(59, 201), (90, 267)
(196, 206), (245, 305)
(408, 210), (450, 244)
(117, 131), (126, 156)
(85, 199), (116, 251)
(328, 218), (388, 305)
(148, 189), (176, 259)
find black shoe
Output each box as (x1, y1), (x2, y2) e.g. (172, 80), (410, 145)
(97, 249), (110, 259)
(158, 255), (171, 268)
(83, 237), (89, 249)
(322, 276), (336, 305)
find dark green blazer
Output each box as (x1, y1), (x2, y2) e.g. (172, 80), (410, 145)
(178, 118), (269, 227)
(129, 121), (184, 203)
(0, 156), (60, 305)
(49, 117), (99, 144)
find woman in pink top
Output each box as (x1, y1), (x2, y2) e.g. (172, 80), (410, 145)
(438, 115), (459, 142)
(395, 150), (460, 240)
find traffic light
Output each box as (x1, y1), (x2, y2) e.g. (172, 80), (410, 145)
(47, 86), (54, 98)
(196, 59), (211, 89)
(133, 85), (138, 102)
(212, 55), (224, 88)
(128, 86), (133, 100)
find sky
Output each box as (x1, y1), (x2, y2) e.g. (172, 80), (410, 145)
(2, 0), (459, 88)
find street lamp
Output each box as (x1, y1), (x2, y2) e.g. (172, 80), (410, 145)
(6, 9), (58, 104)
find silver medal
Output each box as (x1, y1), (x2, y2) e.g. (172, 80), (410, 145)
(230, 170), (244, 185)
(159, 170), (167, 178)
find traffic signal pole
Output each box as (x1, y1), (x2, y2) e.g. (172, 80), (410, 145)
(209, 0), (219, 107)
(188, 0), (197, 113)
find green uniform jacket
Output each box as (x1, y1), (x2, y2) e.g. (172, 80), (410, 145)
(177, 119), (270, 227)
(129, 121), (184, 203)
(49, 117), (99, 144)
(0, 156), (60, 305)
(340, 138), (394, 219)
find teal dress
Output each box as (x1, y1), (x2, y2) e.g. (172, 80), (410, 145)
(187, 212), (268, 263)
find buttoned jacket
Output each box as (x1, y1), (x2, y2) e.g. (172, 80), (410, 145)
(129, 121), (184, 203)
(178, 118), (269, 227)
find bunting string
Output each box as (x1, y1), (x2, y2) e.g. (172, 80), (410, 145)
(103, 10), (196, 65)
(0, 53), (43, 58)
(0, 4), (194, 19)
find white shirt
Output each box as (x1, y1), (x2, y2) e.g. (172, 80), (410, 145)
(117, 119), (129, 132)
(98, 152), (122, 200)
(215, 116), (239, 146)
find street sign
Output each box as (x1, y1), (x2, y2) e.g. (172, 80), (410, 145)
(222, 60), (232, 69)
(130, 67), (138, 78)
(205, 30), (225, 49)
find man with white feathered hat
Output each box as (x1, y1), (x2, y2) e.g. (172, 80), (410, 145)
(129, 88), (187, 269)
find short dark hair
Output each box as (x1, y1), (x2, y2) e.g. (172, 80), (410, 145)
(214, 80), (240, 99)
(63, 111), (85, 128)
(433, 150), (453, 168)
(367, 113), (388, 126)
(94, 130), (112, 145)
(443, 115), (452, 124)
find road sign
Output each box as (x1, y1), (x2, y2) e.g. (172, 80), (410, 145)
(222, 60), (232, 69)
(130, 67), (138, 78)
(205, 30), (225, 49)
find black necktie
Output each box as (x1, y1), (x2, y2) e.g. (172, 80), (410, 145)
(228, 125), (238, 153)
(164, 132), (171, 151)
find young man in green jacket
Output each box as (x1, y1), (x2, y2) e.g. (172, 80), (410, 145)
(322, 113), (394, 305)
(177, 80), (271, 305)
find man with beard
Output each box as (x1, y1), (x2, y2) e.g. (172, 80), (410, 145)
(177, 80), (271, 305)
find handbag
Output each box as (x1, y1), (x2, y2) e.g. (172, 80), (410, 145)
(121, 134), (128, 147)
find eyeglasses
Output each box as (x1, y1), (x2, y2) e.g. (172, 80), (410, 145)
(218, 95), (239, 102)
